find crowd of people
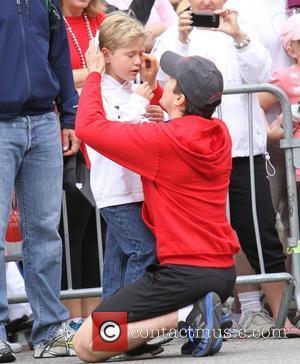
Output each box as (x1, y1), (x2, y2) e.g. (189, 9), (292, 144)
(1, 0), (300, 363)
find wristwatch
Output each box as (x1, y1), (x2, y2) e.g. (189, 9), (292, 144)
(234, 35), (251, 49)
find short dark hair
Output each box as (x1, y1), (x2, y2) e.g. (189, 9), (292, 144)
(173, 82), (220, 119)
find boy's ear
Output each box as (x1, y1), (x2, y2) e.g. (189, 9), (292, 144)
(101, 47), (111, 64)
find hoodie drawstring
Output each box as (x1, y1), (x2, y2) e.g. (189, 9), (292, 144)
(265, 152), (276, 178)
(16, 0), (30, 15)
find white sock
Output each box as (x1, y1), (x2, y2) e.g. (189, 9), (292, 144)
(238, 290), (262, 321)
(231, 312), (241, 323)
(178, 304), (193, 322)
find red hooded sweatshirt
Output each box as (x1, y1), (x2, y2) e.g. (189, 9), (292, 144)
(76, 73), (240, 268)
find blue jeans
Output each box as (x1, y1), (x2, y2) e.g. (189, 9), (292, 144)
(0, 113), (69, 345)
(100, 202), (156, 299)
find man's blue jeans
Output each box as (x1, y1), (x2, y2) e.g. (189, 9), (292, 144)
(101, 202), (156, 299)
(0, 113), (69, 345)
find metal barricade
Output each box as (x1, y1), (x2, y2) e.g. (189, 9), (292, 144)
(6, 84), (299, 331)
(6, 191), (104, 302)
(219, 83), (298, 329)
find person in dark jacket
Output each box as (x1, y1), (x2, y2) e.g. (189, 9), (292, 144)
(0, 0), (80, 362)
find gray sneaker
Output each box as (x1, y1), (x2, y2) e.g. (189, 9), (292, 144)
(239, 309), (274, 336)
(33, 322), (76, 358)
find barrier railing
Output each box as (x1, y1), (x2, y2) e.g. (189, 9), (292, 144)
(6, 84), (299, 331)
(220, 84), (298, 330)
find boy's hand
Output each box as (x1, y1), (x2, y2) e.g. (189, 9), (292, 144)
(85, 39), (105, 75)
(140, 53), (159, 89)
(145, 105), (164, 123)
(133, 82), (154, 101)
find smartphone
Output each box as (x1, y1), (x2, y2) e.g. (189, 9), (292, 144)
(191, 12), (220, 28)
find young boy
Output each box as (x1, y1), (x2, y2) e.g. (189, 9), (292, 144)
(86, 12), (163, 300)
(74, 44), (239, 361)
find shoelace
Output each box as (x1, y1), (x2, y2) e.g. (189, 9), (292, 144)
(61, 326), (75, 342)
(60, 320), (83, 342)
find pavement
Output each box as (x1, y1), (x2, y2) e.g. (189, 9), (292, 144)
(14, 337), (300, 364)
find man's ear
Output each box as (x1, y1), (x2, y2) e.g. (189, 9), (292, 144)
(101, 47), (111, 64)
(174, 93), (186, 109)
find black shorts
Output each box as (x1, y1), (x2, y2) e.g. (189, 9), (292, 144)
(94, 264), (236, 323)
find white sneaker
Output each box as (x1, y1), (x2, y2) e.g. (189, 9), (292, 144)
(33, 322), (77, 358)
(239, 309), (274, 336)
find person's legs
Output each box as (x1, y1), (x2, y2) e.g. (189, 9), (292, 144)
(0, 118), (25, 343)
(74, 264), (236, 362)
(14, 113), (69, 346)
(229, 156), (286, 275)
(100, 209), (127, 299)
(61, 192), (101, 318)
(229, 156), (298, 331)
(74, 311), (177, 363)
(101, 202), (156, 299)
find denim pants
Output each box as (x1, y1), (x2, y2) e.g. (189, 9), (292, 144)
(0, 113), (69, 345)
(100, 202), (156, 299)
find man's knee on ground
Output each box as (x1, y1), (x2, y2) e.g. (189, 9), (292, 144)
(74, 330), (102, 363)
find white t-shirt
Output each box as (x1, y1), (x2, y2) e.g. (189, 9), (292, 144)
(87, 74), (149, 209)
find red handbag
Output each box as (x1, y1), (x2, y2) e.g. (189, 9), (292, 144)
(5, 196), (22, 243)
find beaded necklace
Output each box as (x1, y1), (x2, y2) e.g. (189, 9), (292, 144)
(63, 13), (93, 68)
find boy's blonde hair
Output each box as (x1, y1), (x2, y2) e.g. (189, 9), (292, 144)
(99, 12), (145, 52)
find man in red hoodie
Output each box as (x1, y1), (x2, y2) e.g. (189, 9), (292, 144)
(73, 45), (240, 362)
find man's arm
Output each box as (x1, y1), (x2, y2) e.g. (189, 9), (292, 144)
(75, 72), (161, 181)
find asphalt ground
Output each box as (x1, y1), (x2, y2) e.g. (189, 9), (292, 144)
(15, 337), (300, 364)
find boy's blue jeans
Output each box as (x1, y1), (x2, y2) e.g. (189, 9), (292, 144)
(0, 113), (69, 345)
(100, 202), (156, 299)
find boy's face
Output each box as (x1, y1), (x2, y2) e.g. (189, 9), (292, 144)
(104, 38), (145, 83)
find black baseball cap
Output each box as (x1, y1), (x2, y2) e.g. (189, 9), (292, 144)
(160, 51), (223, 109)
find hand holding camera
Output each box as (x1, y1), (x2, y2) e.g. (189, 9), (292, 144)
(215, 9), (247, 43)
(178, 8), (247, 45)
(178, 10), (193, 44)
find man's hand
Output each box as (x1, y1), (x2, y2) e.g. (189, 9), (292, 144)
(178, 10), (192, 44)
(85, 39), (105, 75)
(61, 128), (81, 156)
(140, 53), (159, 89)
